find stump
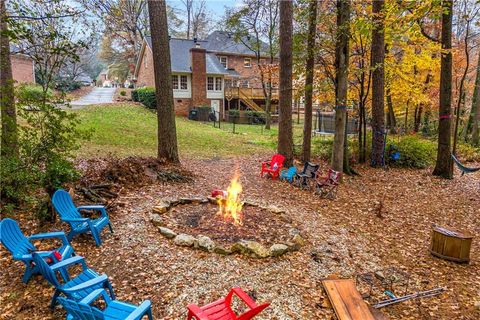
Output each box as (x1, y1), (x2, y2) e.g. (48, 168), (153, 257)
(430, 225), (473, 263)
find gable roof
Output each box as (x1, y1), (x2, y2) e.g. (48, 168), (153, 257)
(204, 31), (265, 56)
(143, 36), (230, 75)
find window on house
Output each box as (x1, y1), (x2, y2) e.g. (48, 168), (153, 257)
(240, 79), (249, 88)
(172, 75), (179, 90)
(215, 77), (222, 91)
(180, 75), (188, 90)
(207, 77), (214, 90)
(219, 56), (228, 69)
(244, 58), (252, 68)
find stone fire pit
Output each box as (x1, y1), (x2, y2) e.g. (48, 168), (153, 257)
(149, 197), (305, 258)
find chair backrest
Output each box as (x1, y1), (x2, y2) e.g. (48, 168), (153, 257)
(0, 218), (35, 257)
(32, 252), (61, 287)
(328, 169), (341, 183)
(52, 189), (81, 221)
(271, 154), (285, 169)
(301, 162), (319, 177)
(57, 297), (100, 320)
(287, 166), (297, 176)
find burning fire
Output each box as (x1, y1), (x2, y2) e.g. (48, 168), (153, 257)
(218, 173), (243, 226)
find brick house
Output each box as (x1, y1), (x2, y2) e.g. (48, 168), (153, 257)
(133, 31), (279, 117)
(10, 45), (35, 84)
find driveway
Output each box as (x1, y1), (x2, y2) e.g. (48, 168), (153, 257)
(70, 87), (116, 108)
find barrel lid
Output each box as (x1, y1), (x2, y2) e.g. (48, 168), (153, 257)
(433, 225), (473, 239)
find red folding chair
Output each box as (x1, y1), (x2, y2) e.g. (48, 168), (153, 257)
(315, 168), (342, 199)
(187, 287), (270, 320)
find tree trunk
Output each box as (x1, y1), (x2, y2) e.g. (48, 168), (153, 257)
(386, 86), (396, 133)
(332, 0), (350, 173)
(467, 49), (480, 142)
(147, 0), (179, 163)
(302, 0), (317, 163)
(277, 0), (294, 167)
(414, 105), (423, 132)
(432, 0), (453, 179)
(0, 0), (18, 158)
(370, 0), (385, 167)
(472, 91), (480, 145)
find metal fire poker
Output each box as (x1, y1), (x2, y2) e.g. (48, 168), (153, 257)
(373, 287), (446, 309)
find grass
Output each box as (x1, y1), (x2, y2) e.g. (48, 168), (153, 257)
(74, 104), (280, 159)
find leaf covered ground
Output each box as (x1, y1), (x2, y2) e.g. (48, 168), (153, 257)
(1, 156), (479, 319)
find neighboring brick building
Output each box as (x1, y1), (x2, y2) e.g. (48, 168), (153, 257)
(133, 31), (279, 117)
(11, 54), (35, 84)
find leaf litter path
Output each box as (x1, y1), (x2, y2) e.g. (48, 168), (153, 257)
(1, 156), (479, 319)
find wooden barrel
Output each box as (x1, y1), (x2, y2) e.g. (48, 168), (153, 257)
(430, 225), (473, 263)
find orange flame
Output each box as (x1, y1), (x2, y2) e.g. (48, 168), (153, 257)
(218, 173), (243, 226)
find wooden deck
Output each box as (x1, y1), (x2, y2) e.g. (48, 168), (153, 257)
(225, 87), (279, 100)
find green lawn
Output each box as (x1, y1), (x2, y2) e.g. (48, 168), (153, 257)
(74, 104), (283, 159)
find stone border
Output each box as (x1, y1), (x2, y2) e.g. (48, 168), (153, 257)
(149, 197), (305, 259)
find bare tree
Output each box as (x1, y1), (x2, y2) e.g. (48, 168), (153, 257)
(332, 0), (350, 173)
(301, 0), (318, 162)
(0, 0), (17, 158)
(277, 0), (293, 167)
(147, 0), (179, 163)
(432, 0), (453, 178)
(370, 0), (386, 168)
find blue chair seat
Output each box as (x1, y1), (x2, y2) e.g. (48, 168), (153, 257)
(0, 218), (75, 283)
(52, 189), (113, 246)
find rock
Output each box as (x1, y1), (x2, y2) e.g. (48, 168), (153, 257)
(266, 205), (285, 214)
(179, 197), (193, 204)
(174, 234), (196, 247)
(150, 213), (164, 227)
(474, 301), (480, 310)
(190, 197), (207, 204)
(269, 244), (289, 257)
(214, 245), (232, 255)
(242, 200), (259, 207)
(292, 234), (305, 247)
(285, 241), (301, 252)
(289, 228), (301, 237)
(231, 241), (248, 254)
(196, 235), (215, 252)
(153, 202), (170, 214)
(159, 227), (177, 239)
(244, 241), (270, 258)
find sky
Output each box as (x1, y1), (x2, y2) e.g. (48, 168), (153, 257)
(167, 0), (242, 23)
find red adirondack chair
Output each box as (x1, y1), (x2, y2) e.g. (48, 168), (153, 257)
(315, 168), (342, 199)
(187, 287), (270, 320)
(260, 153), (285, 180)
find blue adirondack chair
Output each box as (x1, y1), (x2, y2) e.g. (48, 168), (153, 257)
(280, 166), (297, 183)
(0, 218), (75, 283)
(59, 289), (153, 320)
(32, 252), (115, 308)
(52, 189), (113, 246)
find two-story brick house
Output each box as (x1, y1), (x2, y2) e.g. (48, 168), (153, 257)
(10, 45), (35, 84)
(133, 31), (279, 118)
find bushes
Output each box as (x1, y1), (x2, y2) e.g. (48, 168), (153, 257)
(245, 110), (266, 124)
(55, 78), (82, 92)
(388, 136), (436, 168)
(120, 90), (127, 96)
(132, 87), (156, 109)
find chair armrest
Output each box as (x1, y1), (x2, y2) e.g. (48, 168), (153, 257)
(125, 300), (152, 320)
(77, 205), (105, 211)
(51, 256), (87, 271)
(62, 217), (89, 223)
(231, 287), (257, 309)
(63, 274), (109, 293)
(80, 289), (112, 305)
(187, 304), (211, 320)
(29, 231), (69, 246)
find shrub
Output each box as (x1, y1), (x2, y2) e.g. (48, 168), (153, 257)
(16, 84), (52, 103)
(456, 143), (480, 162)
(136, 87), (156, 109)
(388, 135), (436, 168)
(131, 89), (139, 102)
(120, 90), (127, 96)
(245, 110), (266, 124)
(228, 109), (240, 117)
(55, 78), (82, 92)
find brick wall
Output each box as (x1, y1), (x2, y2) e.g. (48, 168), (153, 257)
(224, 55), (279, 88)
(136, 46), (155, 88)
(174, 98), (192, 116)
(11, 55), (34, 84)
(190, 47), (208, 106)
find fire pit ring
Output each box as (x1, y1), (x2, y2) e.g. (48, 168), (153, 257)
(149, 197), (305, 258)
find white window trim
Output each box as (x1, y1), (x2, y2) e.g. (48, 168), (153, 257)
(244, 58), (252, 68)
(207, 76), (223, 92)
(172, 74), (188, 92)
(219, 56), (228, 69)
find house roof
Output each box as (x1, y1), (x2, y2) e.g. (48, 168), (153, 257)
(144, 36), (230, 75)
(204, 31), (266, 56)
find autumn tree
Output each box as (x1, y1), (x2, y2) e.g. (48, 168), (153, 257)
(300, 0), (317, 162)
(181, 0), (210, 39)
(332, 0), (350, 173)
(471, 50), (480, 145)
(432, 0), (453, 179)
(370, 0), (386, 167)
(147, 0), (179, 163)
(0, 0), (17, 159)
(277, 0), (293, 167)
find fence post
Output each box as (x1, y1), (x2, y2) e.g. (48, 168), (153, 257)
(233, 114), (236, 134)
(218, 111), (221, 129)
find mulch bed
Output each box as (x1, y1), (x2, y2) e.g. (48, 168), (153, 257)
(164, 202), (294, 246)
(1, 155), (480, 319)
